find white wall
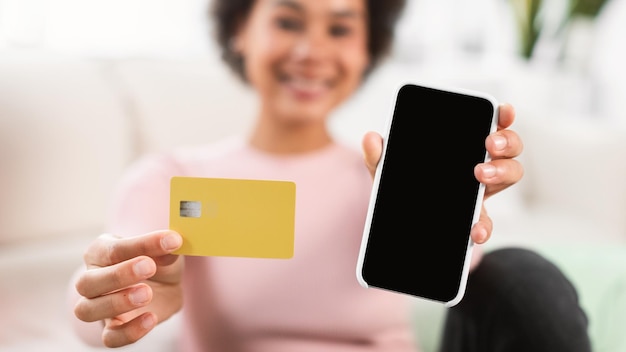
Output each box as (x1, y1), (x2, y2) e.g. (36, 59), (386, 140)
(0, 0), (214, 58)
(0, 0), (624, 123)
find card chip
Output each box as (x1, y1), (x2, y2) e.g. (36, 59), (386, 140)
(180, 201), (201, 218)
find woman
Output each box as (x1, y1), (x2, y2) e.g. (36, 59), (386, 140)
(69, 0), (591, 351)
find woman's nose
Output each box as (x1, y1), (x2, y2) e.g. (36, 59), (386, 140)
(292, 26), (331, 61)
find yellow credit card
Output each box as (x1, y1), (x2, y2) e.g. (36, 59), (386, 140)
(169, 176), (296, 258)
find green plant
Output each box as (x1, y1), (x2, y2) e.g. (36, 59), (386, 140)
(511, 0), (611, 60)
(568, 0), (609, 17)
(511, 0), (544, 59)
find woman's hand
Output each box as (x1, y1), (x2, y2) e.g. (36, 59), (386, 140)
(361, 103), (523, 246)
(73, 230), (184, 347)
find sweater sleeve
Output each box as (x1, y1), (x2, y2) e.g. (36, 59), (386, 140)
(105, 152), (185, 237)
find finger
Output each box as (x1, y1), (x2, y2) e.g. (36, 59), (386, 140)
(147, 253), (185, 286)
(74, 283), (153, 323)
(497, 103), (515, 130)
(474, 158), (524, 199)
(102, 312), (157, 348)
(486, 129), (524, 160)
(76, 256), (157, 299)
(84, 230), (182, 268)
(362, 131), (383, 179)
(470, 205), (492, 244)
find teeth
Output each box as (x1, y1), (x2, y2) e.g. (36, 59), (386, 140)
(289, 77), (325, 93)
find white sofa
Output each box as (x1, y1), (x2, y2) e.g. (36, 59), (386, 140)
(1, 49), (625, 352)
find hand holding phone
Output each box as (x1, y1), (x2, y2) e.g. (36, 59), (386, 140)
(356, 82), (499, 307)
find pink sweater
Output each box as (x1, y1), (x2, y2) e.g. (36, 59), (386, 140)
(103, 136), (419, 351)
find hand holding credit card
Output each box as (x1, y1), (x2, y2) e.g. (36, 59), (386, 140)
(169, 176), (296, 258)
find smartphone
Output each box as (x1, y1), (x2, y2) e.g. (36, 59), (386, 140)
(356, 82), (499, 307)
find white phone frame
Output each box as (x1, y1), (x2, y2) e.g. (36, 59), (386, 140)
(356, 80), (499, 307)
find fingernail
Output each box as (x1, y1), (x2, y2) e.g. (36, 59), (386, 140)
(141, 314), (156, 330)
(129, 287), (150, 305)
(479, 164), (497, 178)
(475, 227), (488, 244)
(133, 259), (153, 277)
(161, 233), (182, 251)
(492, 135), (507, 151)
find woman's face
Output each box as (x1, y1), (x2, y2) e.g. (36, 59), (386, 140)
(234, 0), (369, 125)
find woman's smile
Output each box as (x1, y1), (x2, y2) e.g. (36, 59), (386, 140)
(278, 72), (333, 101)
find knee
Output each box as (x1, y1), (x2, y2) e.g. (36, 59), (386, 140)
(461, 247), (592, 351)
(476, 247), (570, 290)
(467, 247), (588, 323)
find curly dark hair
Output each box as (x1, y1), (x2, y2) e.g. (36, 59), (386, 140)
(211, 0), (407, 83)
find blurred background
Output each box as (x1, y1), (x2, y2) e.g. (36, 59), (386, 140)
(1, 0), (625, 351)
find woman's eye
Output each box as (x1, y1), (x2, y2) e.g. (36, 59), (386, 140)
(276, 17), (302, 31)
(329, 25), (351, 37)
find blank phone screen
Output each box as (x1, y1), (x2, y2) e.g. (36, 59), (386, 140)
(360, 83), (496, 303)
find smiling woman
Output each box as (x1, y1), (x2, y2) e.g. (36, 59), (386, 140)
(69, 1), (421, 350)
(223, 0), (371, 152)
(65, 0), (591, 351)
(213, 0), (403, 81)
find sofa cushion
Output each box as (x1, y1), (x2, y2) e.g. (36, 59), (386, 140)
(113, 58), (257, 154)
(515, 111), (626, 243)
(0, 51), (134, 245)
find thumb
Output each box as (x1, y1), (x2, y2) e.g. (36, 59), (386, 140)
(362, 131), (383, 179)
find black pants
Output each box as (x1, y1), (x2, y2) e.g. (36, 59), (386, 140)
(439, 247), (592, 352)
